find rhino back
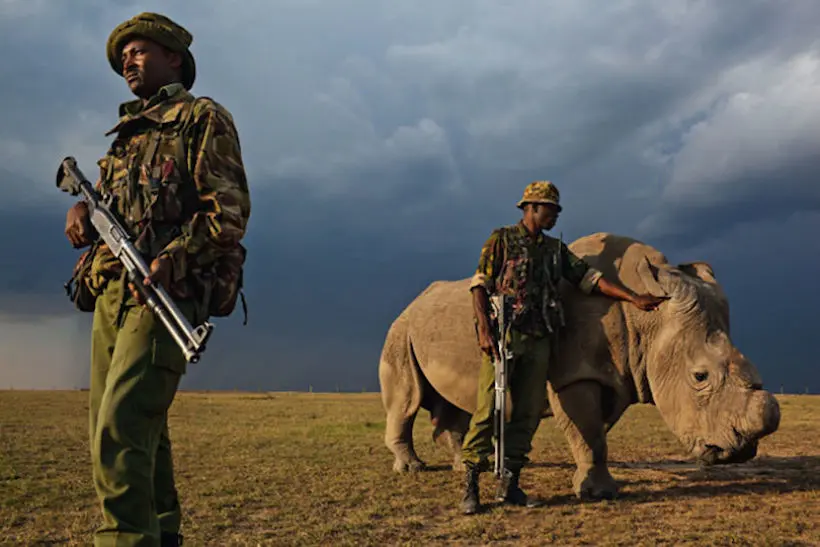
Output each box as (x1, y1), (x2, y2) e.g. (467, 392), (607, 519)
(569, 232), (669, 292)
(404, 279), (485, 413)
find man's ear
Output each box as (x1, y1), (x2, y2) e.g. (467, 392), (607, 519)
(162, 47), (183, 71)
(171, 51), (183, 71)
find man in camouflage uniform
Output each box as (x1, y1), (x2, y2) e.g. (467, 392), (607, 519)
(63, 13), (251, 546)
(460, 181), (665, 515)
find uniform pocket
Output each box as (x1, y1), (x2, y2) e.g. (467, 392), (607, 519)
(148, 298), (200, 375)
(141, 155), (185, 223)
(499, 256), (529, 294)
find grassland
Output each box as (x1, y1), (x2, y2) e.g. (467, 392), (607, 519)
(0, 391), (818, 546)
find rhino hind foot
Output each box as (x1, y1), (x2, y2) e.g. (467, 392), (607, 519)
(573, 465), (619, 501)
(393, 458), (427, 473)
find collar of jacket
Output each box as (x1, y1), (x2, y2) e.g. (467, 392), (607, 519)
(514, 220), (545, 244)
(105, 82), (190, 136)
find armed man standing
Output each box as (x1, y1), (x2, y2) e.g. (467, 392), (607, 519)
(62, 13), (251, 546)
(460, 181), (665, 515)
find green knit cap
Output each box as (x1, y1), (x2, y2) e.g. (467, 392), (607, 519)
(106, 12), (196, 90)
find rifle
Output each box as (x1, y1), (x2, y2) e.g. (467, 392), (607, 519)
(542, 232), (566, 335)
(491, 294), (512, 477)
(56, 156), (214, 364)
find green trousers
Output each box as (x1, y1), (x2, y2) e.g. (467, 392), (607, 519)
(461, 329), (552, 470)
(89, 278), (198, 547)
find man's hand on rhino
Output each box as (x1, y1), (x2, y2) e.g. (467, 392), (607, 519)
(630, 294), (669, 311)
(65, 201), (96, 248)
(595, 277), (668, 311)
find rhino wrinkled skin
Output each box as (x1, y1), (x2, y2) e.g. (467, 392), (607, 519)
(378, 233), (781, 499)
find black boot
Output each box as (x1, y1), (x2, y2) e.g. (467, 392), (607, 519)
(496, 465), (529, 506)
(160, 532), (183, 547)
(461, 463), (481, 515)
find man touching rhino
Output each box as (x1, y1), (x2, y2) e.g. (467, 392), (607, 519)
(460, 181), (666, 514)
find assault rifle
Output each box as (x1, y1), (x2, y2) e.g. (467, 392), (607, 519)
(491, 294), (513, 478)
(542, 231), (566, 335)
(56, 156), (214, 364)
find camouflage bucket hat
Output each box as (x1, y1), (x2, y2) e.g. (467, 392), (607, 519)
(106, 12), (196, 90)
(516, 180), (562, 211)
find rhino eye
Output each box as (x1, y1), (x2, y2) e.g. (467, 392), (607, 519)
(694, 371), (709, 383)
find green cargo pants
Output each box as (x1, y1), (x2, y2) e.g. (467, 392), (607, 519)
(89, 277), (199, 547)
(461, 329), (552, 470)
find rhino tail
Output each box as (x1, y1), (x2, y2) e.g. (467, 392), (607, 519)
(379, 312), (423, 420)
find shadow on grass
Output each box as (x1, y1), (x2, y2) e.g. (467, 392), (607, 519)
(525, 461), (575, 470)
(419, 464), (452, 472)
(473, 455), (820, 512)
(610, 455), (820, 502)
(404, 455), (819, 510)
(413, 461), (576, 473)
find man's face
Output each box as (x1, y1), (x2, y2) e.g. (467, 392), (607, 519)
(532, 203), (560, 231)
(121, 38), (181, 99)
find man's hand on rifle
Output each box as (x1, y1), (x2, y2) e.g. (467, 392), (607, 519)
(128, 256), (173, 306)
(478, 323), (500, 362)
(65, 202), (96, 249)
(471, 287), (502, 361)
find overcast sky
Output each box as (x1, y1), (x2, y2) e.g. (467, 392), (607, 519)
(0, 0), (817, 393)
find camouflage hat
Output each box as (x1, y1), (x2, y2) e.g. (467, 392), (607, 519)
(106, 12), (196, 90)
(516, 180), (562, 211)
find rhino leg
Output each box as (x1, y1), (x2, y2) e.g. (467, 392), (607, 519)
(432, 428), (468, 472)
(430, 398), (471, 472)
(548, 380), (619, 500)
(386, 411), (425, 473)
(379, 317), (427, 473)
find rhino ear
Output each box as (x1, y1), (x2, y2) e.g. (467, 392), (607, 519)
(680, 260), (730, 324)
(678, 261), (717, 283)
(636, 255), (669, 297)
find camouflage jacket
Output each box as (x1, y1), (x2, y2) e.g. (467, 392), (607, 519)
(469, 222), (602, 337)
(88, 83), (251, 306)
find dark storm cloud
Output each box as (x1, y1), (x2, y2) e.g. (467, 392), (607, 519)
(0, 1), (818, 392)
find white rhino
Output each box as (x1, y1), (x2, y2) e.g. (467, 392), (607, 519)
(378, 232), (781, 499)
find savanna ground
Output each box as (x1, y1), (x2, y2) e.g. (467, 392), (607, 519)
(0, 391), (818, 546)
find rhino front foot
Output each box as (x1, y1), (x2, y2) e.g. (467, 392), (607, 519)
(393, 457), (427, 473)
(573, 464), (619, 500)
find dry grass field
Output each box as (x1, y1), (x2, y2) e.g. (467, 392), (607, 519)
(0, 390), (818, 546)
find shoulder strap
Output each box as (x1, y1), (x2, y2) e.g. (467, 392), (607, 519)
(494, 226), (511, 290)
(174, 96), (206, 182)
(500, 225), (511, 264)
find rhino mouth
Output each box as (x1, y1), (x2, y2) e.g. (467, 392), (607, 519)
(698, 439), (758, 466)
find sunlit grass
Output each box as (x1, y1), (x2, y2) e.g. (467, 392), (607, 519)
(1, 391), (817, 545)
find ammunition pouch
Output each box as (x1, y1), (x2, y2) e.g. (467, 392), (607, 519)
(206, 242), (247, 322)
(64, 242), (101, 313)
